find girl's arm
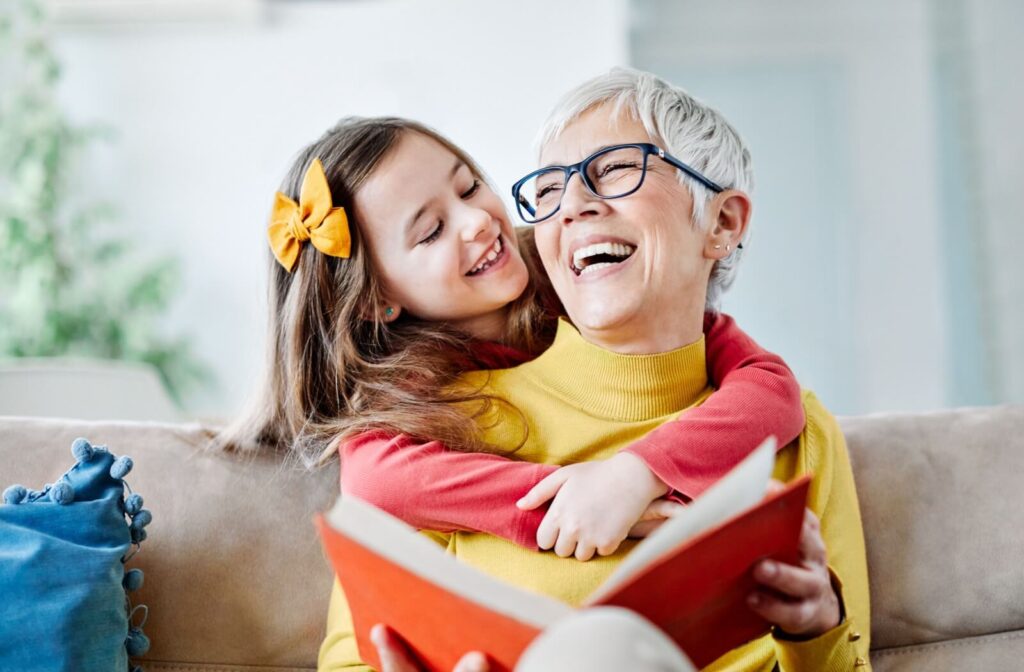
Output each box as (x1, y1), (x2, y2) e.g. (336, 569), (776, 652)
(516, 312), (805, 559)
(343, 312), (804, 553)
(339, 431), (556, 548)
(620, 311), (805, 500)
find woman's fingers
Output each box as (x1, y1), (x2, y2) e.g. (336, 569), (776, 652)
(517, 469), (570, 511)
(372, 625), (419, 672)
(374, 624), (489, 672)
(452, 651), (489, 672)
(798, 509), (827, 564)
(752, 559), (823, 599)
(746, 590), (819, 635)
(747, 507), (840, 637)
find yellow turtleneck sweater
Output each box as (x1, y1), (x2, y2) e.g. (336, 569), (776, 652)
(320, 320), (871, 671)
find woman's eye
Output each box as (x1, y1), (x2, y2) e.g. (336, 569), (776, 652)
(597, 162), (639, 178)
(536, 183), (563, 201)
(418, 221), (444, 245)
(461, 179), (481, 199)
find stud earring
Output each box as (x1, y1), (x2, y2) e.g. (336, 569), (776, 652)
(384, 307), (395, 318)
(714, 244), (722, 250)
(726, 244), (731, 252)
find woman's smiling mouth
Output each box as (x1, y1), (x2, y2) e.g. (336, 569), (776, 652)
(570, 241), (637, 276)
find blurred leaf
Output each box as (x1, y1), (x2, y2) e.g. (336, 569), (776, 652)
(0, 0), (213, 407)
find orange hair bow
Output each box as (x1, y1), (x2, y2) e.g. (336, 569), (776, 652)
(267, 158), (351, 272)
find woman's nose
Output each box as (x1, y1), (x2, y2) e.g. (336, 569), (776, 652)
(559, 172), (604, 225)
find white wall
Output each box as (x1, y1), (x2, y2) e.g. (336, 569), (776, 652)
(52, 0), (629, 420)
(49, 0), (1021, 419)
(966, 0), (1024, 402)
(633, 0), (957, 415)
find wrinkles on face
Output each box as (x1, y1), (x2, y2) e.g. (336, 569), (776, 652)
(535, 104), (712, 354)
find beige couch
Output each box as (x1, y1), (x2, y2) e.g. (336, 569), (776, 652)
(2, 405), (1023, 671)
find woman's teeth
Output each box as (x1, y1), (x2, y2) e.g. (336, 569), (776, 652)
(571, 242), (636, 276)
(467, 237), (504, 276)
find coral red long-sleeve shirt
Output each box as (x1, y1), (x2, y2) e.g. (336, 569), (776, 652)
(339, 313), (805, 549)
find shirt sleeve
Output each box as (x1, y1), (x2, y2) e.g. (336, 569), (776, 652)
(772, 393), (872, 670)
(318, 579), (372, 672)
(621, 312), (806, 500)
(340, 431), (557, 549)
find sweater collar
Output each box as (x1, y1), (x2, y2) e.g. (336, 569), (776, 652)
(520, 319), (709, 421)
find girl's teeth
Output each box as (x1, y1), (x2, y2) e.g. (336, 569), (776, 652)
(469, 238), (504, 275)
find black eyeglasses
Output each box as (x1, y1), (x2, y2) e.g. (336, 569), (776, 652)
(511, 142), (725, 224)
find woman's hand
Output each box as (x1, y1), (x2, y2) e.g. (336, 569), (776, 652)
(747, 506), (842, 639)
(372, 624), (488, 672)
(516, 453), (670, 561)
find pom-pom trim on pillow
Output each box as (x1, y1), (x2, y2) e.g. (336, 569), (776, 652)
(2, 437), (154, 670)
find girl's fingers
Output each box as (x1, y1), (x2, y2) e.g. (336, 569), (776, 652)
(553, 529), (578, 558)
(574, 540), (597, 562)
(517, 470), (570, 510)
(535, 510), (561, 550)
(640, 499), (685, 521)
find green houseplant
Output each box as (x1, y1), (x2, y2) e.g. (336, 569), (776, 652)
(0, 0), (210, 407)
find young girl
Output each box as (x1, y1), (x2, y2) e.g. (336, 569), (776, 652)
(220, 116), (805, 566)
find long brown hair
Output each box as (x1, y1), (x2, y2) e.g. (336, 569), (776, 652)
(215, 117), (558, 467)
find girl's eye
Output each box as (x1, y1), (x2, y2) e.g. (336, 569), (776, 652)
(418, 221), (444, 245)
(461, 179), (481, 199)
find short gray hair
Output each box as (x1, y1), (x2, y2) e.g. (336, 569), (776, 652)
(535, 67), (753, 311)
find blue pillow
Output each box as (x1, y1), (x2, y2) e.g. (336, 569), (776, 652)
(0, 438), (152, 672)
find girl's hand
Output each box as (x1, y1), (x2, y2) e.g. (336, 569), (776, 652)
(516, 453), (669, 561)
(747, 507), (842, 639)
(372, 624), (488, 672)
(626, 498), (686, 538)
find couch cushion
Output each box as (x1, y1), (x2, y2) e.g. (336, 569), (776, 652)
(872, 629), (1024, 671)
(839, 405), (1024, 650)
(0, 416), (339, 670)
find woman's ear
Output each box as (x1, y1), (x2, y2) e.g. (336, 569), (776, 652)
(703, 190), (752, 260)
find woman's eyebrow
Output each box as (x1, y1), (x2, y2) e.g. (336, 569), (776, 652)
(543, 142), (630, 168)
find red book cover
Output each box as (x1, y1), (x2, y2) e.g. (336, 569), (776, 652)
(317, 438), (807, 671)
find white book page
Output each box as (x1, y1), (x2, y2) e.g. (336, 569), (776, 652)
(585, 436), (776, 604)
(326, 495), (573, 629)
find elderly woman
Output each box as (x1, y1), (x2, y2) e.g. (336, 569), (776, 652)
(323, 69), (871, 672)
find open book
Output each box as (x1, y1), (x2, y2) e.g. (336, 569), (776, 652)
(316, 438), (809, 672)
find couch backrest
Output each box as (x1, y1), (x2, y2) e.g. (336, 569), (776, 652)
(3, 405), (1024, 670)
(0, 416), (337, 670)
(839, 405), (1024, 669)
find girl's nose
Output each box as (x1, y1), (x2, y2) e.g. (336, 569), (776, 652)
(460, 207), (492, 242)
